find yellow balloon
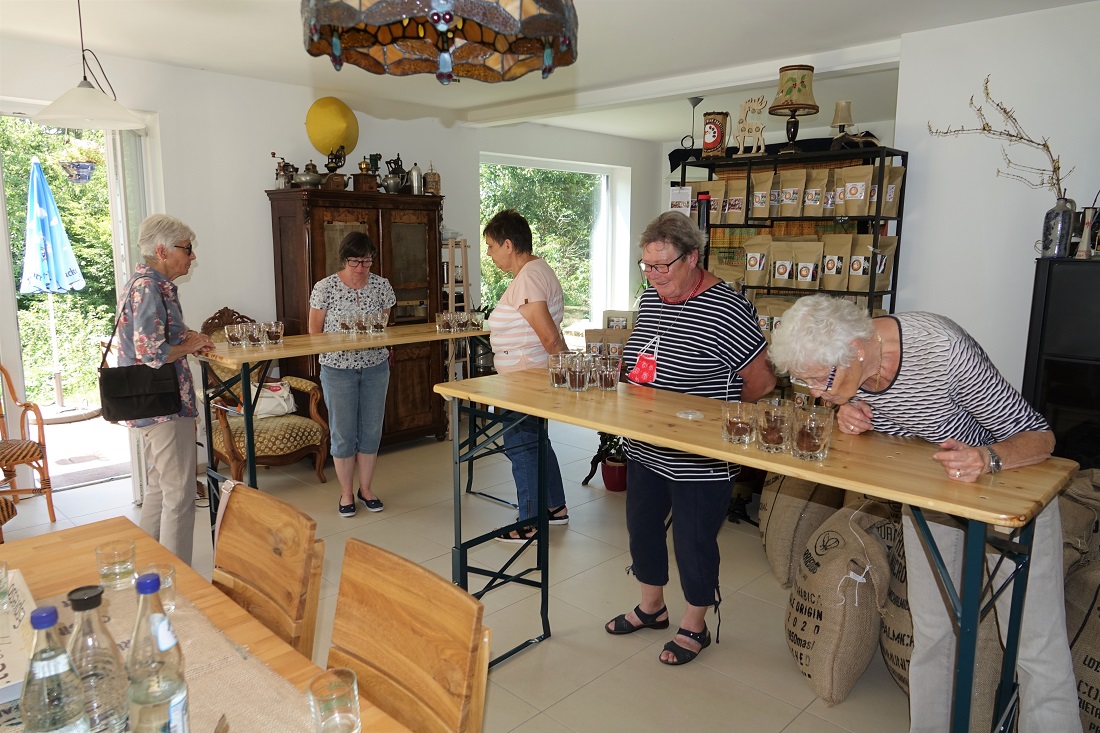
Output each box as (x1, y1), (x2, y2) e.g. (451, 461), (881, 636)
(305, 97), (359, 156)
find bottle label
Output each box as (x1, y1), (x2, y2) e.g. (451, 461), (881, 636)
(30, 655), (71, 677)
(151, 614), (178, 652)
(168, 689), (189, 733)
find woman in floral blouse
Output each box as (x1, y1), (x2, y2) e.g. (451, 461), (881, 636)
(308, 232), (396, 517)
(117, 214), (214, 564)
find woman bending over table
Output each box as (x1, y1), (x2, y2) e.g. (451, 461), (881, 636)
(484, 209), (571, 542)
(769, 294), (1079, 733)
(607, 211), (776, 665)
(309, 232), (395, 517)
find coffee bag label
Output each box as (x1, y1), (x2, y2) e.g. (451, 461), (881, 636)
(846, 182), (866, 201)
(773, 260), (793, 280)
(824, 255), (844, 275)
(804, 188), (822, 205)
(797, 262), (818, 282)
(746, 253), (766, 271)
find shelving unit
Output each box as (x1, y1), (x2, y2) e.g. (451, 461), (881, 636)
(680, 146), (908, 314)
(442, 237), (471, 381)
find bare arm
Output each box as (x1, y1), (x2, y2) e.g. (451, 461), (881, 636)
(517, 300), (569, 356)
(933, 430), (1055, 483)
(308, 307), (326, 335)
(167, 330), (213, 362)
(738, 348), (777, 403)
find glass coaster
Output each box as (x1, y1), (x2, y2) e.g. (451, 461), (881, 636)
(675, 410), (704, 420)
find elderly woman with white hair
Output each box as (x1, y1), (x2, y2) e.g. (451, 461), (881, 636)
(115, 214), (214, 564)
(769, 294), (1079, 733)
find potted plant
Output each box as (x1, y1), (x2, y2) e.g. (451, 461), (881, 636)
(581, 431), (627, 492)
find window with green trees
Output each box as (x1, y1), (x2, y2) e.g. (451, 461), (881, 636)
(479, 163), (602, 330)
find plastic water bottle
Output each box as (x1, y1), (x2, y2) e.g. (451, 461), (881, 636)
(20, 605), (91, 733)
(127, 573), (189, 733)
(66, 586), (128, 733)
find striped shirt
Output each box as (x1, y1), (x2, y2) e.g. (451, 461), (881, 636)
(860, 313), (1049, 444)
(623, 282), (767, 480)
(488, 258), (564, 374)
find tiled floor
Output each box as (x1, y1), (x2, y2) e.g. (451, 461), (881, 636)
(8, 422), (910, 732)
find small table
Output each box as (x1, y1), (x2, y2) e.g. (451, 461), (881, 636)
(435, 369), (1078, 730)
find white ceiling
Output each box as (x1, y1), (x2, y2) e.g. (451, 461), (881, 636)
(0, 0), (1089, 143)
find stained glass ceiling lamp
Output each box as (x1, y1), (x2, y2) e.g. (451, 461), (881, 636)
(33, 0), (145, 130)
(302, 0), (579, 85)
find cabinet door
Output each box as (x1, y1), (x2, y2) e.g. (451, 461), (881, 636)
(316, 207), (381, 282)
(383, 343), (442, 437)
(380, 209), (432, 324)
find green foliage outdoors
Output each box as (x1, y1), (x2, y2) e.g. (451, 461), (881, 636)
(479, 164), (599, 323)
(2, 117), (116, 405)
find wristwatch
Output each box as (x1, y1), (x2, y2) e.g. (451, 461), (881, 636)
(985, 445), (1003, 474)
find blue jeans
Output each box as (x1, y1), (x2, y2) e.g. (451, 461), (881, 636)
(320, 362), (389, 458)
(501, 410), (566, 522)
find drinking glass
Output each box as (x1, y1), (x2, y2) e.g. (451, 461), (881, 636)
(369, 312), (386, 334)
(308, 668), (361, 733)
(469, 311), (484, 331)
(756, 398), (793, 453)
(567, 354), (591, 392)
(244, 322), (265, 346)
(454, 311), (470, 332)
(722, 401), (756, 445)
(353, 311), (371, 334)
(96, 540), (136, 590)
(435, 312), (449, 333)
(792, 405), (835, 461)
(547, 353), (567, 388)
(595, 356), (621, 391)
(263, 321), (284, 345)
(336, 310), (355, 334)
(139, 563), (176, 613)
(0, 561), (8, 640)
(224, 323), (244, 346)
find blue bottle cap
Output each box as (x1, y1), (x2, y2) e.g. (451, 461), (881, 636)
(30, 606), (58, 630)
(135, 573), (161, 594)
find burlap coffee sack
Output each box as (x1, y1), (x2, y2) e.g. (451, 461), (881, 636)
(759, 473), (845, 588)
(1066, 560), (1100, 733)
(843, 497), (902, 557)
(1062, 469), (1100, 577)
(787, 505), (889, 704)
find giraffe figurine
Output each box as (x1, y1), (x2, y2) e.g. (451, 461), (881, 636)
(733, 95), (767, 155)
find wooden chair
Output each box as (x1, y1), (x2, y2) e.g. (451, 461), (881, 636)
(329, 539), (491, 733)
(0, 362), (55, 522)
(0, 496), (17, 543)
(212, 483), (325, 658)
(200, 307), (330, 483)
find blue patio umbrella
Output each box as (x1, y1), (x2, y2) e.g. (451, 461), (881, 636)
(19, 156), (86, 407)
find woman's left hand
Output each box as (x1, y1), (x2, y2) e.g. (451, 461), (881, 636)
(933, 438), (986, 482)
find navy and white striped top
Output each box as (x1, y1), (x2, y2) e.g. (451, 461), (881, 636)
(860, 313), (1049, 444)
(623, 282), (767, 481)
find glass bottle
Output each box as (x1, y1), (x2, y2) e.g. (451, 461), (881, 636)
(66, 586), (128, 733)
(20, 605), (91, 733)
(126, 574), (188, 733)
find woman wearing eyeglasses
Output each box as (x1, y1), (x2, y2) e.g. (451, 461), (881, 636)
(769, 294), (1078, 733)
(606, 211), (776, 666)
(308, 231), (395, 517)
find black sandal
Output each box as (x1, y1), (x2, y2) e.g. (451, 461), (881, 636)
(494, 525), (537, 544)
(605, 605), (670, 635)
(659, 625), (711, 665)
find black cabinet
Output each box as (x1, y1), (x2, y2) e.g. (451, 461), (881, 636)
(1022, 258), (1100, 468)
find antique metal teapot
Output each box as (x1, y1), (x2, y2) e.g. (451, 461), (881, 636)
(381, 155), (407, 193)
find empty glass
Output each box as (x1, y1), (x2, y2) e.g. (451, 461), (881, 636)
(792, 405), (835, 461)
(547, 353), (567, 388)
(756, 398), (793, 453)
(139, 562), (176, 613)
(224, 323), (244, 346)
(567, 354), (591, 392)
(595, 356), (621, 391)
(263, 321), (284, 345)
(308, 668), (361, 733)
(722, 401), (756, 445)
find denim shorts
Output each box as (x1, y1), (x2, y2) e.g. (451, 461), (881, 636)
(320, 362), (390, 458)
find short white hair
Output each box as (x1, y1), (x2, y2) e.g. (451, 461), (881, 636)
(137, 214), (195, 261)
(769, 295), (875, 376)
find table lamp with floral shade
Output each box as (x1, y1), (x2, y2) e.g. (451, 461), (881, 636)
(768, 65), (819, 154)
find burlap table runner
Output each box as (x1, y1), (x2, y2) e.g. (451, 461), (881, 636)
(0, 586), (313, 731)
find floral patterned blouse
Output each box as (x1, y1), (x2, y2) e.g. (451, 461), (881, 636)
(309, 272), (396, 369)
(115, 263), (197, 428)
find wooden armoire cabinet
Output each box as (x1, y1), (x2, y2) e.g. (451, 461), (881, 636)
(267, 188), (446, 444)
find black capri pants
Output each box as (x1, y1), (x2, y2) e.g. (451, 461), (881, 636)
(625, 459), (732, 607)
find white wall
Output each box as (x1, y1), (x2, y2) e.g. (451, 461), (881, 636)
(894, 1), (1100, 386)
(0, 38), (662, 332)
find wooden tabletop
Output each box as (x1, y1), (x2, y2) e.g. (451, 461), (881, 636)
(0, 517), (409, 732)
(197, 323), (488, 368)
(435, 370), (1078, 527)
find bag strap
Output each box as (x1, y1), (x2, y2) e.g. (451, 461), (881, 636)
(100, 275), (170, 369)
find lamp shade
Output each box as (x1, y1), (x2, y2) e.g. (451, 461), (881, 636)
(830, 100), (854, 128)
(33, 80), (144, 130)
(768, 65), (819, 117)
(305, 97), (359, 155)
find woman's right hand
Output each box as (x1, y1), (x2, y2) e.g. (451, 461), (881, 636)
(837, 401), (873, 434)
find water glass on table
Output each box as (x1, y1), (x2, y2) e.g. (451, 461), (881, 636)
(139, 562), (176, 613)
(792, 405), (834, 461)
(308, 668), (361, 733)
(263, 320), (285, 345)
(722, 401), (756, 445)
(96, 540), (136, 590)
(756, 398), (793, 454)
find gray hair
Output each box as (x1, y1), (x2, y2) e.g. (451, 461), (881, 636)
(769, 295), (875, 376)
(137, 214), (196, 261)
(639, 211), (704, 258)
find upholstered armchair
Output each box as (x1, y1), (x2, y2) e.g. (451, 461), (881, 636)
(200, 308), (329, 483)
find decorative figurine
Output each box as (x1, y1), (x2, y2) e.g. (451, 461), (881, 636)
(325, 145), (347, 173)
(733, 95), (767, 155)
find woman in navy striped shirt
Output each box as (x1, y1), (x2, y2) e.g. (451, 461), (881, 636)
(605, 212), (776, 665)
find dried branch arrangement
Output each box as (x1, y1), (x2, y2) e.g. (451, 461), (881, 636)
(928, 75), (1072, 199)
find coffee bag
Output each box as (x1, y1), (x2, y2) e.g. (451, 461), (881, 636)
(803, 169), (829, 217)
(821, 234), (852, 291)
(842, 165), (875, 216)
(770, 241), (795, 287)
(793, 241), (824, 290)
(724, 177), (748, 225)
(751, 170), (774, 219)
(743, 235), (772, 288)
(882, 166), (907, 217)
(780, 169), (807, 217)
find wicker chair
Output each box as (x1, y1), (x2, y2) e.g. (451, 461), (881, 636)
(0, 362), (55, 522)
(200, 308), (329, 483)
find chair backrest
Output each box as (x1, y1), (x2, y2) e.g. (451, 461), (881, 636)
(212, 484), (324, 658)
(200, 307), (258, 400)
(329, 539), (488, 733)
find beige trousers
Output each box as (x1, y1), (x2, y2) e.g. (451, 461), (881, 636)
(137, 417), (196, 565)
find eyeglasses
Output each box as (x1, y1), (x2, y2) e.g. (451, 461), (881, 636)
(345, 257), (373, 268)
(174, 243), (194, 256)
(790, 365), (838, 392)
(638, 252), (687, 274)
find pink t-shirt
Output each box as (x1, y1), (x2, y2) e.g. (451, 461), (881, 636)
(487, 258), (564, 373)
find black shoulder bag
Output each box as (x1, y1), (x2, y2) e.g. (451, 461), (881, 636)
(98, 279), (183, 423)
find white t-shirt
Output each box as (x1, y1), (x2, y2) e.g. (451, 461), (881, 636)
(308, 272), (396, 369)
(488, 258), (564, 374)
